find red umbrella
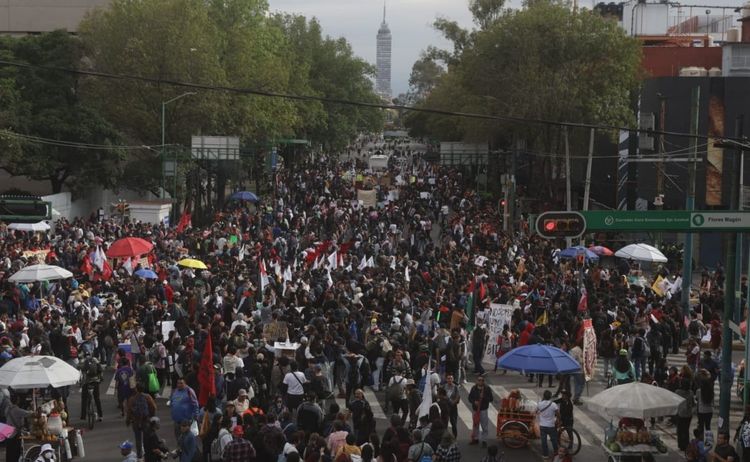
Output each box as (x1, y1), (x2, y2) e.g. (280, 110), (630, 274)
(106, 237), (154, 258)
(588, 245), (614, 257)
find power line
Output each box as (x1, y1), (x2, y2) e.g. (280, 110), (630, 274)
(0, 59), (739, 144)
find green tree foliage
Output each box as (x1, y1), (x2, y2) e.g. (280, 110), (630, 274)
(0, 31), (124, 195)
(406, 0), (641, 189)
(271, 13), (384, 150)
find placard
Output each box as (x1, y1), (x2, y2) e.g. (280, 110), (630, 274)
(582, 318), (597, 382)
(482, 303), (514, 366)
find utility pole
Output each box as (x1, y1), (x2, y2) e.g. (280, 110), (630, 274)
(583, 128), (595, 211)
(509, 138), (520, 234)
(564, 127), (572, 248)
(655, 95), (666, 246)
(717, 116), (744, 432)
(681, 87), (700, 338)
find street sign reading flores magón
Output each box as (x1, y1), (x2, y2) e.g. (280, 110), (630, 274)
(582, 211), (750, 232)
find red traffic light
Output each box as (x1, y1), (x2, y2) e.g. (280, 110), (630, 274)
(535, 211), (587, 239)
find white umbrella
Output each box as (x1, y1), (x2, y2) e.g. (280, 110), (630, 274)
(615, 243), (668, 263)
(586, 382), (685, 419)
(8, 264), (73, 283)
(0, 356), (80, 389)
(7, 221), (50, 232)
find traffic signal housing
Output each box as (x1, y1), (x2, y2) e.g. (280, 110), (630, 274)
(535, 211), (587, 239)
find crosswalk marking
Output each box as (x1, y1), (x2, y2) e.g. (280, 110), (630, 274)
(362, 388), (387, 419)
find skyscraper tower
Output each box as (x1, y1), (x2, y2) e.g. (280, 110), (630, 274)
(376, 1), (392, 100)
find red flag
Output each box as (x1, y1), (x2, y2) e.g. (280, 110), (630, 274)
(197, 334), (216, 407)
(80, 254), (93, 276)
(101, 259), (113, 281)
(479, 282), (487, 301)
(577, 291), (588, 312)
(176, 210), (191, 233)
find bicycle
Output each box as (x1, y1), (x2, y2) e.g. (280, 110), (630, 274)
(85, 383), (97, 430)
(557, 423), (582, 456)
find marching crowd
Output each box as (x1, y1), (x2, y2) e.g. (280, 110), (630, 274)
(0, 151), (746, 462)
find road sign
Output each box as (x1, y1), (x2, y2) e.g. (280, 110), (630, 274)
(535, 211), (587, 238)
(582, 210), (750, 232)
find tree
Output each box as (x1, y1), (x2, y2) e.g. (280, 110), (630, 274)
(469, 0), (506, 30)
(0, 31), (125, 195)
(406, 0), (641, 198)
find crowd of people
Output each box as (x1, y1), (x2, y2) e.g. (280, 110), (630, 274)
(0, 149), (746, 462)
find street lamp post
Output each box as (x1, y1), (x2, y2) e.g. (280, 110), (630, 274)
(160, 92), (196, 218)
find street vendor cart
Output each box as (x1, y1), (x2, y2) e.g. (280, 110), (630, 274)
(588, 382), (683, 461)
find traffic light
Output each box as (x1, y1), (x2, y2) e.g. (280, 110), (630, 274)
(535, 211), (587, 239)
(0, 196), (51, 223)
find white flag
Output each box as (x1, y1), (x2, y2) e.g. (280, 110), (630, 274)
(328, 251), (338, 270)
(326, 268), (333, 288)
(358, 257), (367, 271)
(283, 266), (293, 282)
(259, 260), (269, 292)
(418, 369), (433, 418)
(274, 261), (282, 279)
(405, 266), (410, 282)
(122, 257), (133, 276)
(93, 246), (105, 272)
(390, 256), (396, 270)
(313, 255), (321, 270)
(367, 256), (375, 268)
(345, 263), (352, 272)
(238, 244), (246, 262)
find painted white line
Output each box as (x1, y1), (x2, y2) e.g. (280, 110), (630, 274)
(363, 388), (387, 420)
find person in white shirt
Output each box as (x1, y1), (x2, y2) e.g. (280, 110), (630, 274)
(282, 362), (307, 411)
(222, 348), (244, 376)
(232, 389), (250, 414)
(537, 390), (560, 460)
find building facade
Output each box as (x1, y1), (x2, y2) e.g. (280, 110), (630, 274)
(375, 4), (392, 101)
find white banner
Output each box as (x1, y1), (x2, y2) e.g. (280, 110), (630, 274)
(482, 303), (514, 366)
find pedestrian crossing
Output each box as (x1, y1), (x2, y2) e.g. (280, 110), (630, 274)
(103, 347), (741, 456)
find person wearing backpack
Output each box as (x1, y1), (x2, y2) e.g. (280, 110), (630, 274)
(209, 416), (233, 462)
(686, 428), (708, 462)
(126, 384), (157, 460)
(386, 374), (408, 424)
(79, 352), (103, 422)
(630, 329), (648, 381)
(407, 429), (433, 462)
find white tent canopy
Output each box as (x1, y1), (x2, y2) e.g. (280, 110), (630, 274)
(0, 355), (80, 389)
(615, 243), (668, 263)
(8, 264), (73, 283)
(587, 382), (685, 419)
(7, 222), (50, 232)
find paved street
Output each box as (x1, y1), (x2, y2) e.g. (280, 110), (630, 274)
(65, 345), (744, 462)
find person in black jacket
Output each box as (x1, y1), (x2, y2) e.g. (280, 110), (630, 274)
(468, 375), (493, 447)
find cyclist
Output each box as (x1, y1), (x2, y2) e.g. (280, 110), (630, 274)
(555, 390), (574, 430)
(79, 352), (103, 422)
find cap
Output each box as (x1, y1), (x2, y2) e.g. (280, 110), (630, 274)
(41, 443), (54, 453)
(119, 440), (134, 450)
(619, 349), (628, 356)
(233, 425), (245, 437)
(238, 389), (248, 396)
(149, 416), (160, 424)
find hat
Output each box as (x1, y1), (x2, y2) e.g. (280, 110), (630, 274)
(119, 441), (134, 450)
(256, 353), (264, 360)
(619, 349), (628, 356)
(41, 443), (54, 453)
(149, 416), (160, 424)
(238, 389), (248, 397)
(300, 336), (309, 344)
(233, 425), (245, 437)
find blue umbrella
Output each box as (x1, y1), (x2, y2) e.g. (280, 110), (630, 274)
(497, 344), (581, 374)
(229, 191), (260, 202)
(134, 268), (158, 279)
(558, 245), (599, 262)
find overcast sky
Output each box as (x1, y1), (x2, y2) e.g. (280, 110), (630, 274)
(267, 0), (476, 97)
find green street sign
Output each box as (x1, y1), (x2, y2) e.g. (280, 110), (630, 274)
(582, 211), (750, 232)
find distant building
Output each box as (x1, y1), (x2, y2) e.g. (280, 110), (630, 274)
(375, 3), (392, 101)
(0, 0), (111, 35)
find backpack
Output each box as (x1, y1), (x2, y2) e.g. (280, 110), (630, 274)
(387, 377), (405, 403)
(210, 429), (231, 462)
(132, 393), (151, 424)
(685, 439), (700, 461)
(86, 359), (101, 380)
